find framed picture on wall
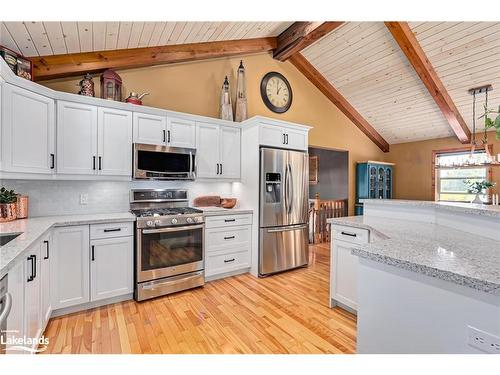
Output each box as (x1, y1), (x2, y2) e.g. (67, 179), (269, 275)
(309, 156), (319, 185)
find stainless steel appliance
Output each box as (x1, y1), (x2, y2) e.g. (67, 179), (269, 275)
(259, 147), (309, 276)
(130, 189), (204, 301)
(133, 143), (196, 180)
(0, 274), (12, 354)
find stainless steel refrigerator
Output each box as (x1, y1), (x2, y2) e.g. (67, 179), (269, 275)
(259, 147), (309, 276)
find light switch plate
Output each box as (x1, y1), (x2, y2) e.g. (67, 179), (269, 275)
(467, 326), (500, 353)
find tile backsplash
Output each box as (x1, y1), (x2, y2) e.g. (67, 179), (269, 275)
(3, 180), (236, 217)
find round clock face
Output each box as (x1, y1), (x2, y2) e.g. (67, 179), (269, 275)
(260, 72), (293, 113)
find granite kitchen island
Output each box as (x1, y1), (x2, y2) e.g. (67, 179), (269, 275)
(328, 199), (500, 354)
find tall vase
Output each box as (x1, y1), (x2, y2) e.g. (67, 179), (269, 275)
(220, 76), (233, 121)
(235, 60), (248, 122)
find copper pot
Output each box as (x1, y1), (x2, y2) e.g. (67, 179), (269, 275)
(0, 203), (17, 222)
(16, 195), (29, 218)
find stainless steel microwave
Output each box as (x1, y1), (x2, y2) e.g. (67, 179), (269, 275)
(133, 143), (196, 180)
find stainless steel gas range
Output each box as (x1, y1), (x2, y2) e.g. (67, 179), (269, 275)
(130, 189), (205, 301)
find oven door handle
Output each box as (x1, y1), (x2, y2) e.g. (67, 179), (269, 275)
(142, 224), (204, 234)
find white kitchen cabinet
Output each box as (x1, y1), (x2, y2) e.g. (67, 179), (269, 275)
(57, 101), (98, 175)
(219, 126), (241, 179)
(196, 121), (220, 178)
(167, 115), (196, 148)
(259, 122), (308, 151)
(330, 225), (369, 312)
(97, 107), (132, 176)
(196, 121), (241, 179)
(24, 243), (42, 352)
(90, 236), (133, 301)
(40, 232), (52, 328)
(133, 112), (166, 145)
(51, 225), (90, 309)
(5, 258), (25, 354)
(204, 214), (252, 280)
(1, 83), (55, 174)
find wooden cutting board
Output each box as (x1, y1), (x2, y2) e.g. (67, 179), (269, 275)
(193, 195), (221, 207)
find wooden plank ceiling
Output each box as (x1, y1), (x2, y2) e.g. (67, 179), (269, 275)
(2, 21), (500, 145)
(301, 22), (500, 144)
(0, 22), (293, 57)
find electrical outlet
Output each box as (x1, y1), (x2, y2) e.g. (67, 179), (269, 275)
(79, 193), (89, 205)
(467, 326), (500, 353)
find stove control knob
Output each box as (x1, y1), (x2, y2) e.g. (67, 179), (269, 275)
(186, 217), (193, 223)
(171, 218), (178, 225)
(146, 220), (154, 227)
(195, 216), (203, 223)
(154, 220), (162, 226)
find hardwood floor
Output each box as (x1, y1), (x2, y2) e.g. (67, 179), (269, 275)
(42, 243), (357, 354)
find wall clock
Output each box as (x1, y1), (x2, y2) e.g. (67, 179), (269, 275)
(260, 72), (293, 113)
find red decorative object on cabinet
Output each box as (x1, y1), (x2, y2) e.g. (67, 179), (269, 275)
(100, 69), (122, 101)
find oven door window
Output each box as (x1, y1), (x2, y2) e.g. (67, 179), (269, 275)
(137, 150), (192, 173)
(141, 227), (202, 270)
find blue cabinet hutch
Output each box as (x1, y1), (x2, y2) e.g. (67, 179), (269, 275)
(355, 161), (395, 215)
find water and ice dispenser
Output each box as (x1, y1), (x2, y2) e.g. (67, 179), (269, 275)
(264, 172), (281, 203)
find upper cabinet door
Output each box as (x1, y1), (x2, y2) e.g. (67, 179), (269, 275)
(167, 116), (196, 148)
(219, 126), (241, 179)
(196, 121), (220, 178)
(133, 112), (166, 145)
(57, 101), (98, 175)
(97, 108), (132, 176)
(283, 127), (308, 151)
(259, 123), (285, 148)
(1, 84), (55, 173)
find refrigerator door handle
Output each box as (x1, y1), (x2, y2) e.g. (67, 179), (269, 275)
(267, 224), (308, 233)
(287, 163), (293, 214)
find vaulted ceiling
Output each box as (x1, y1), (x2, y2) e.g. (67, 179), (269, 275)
(1, 21), (499, 147)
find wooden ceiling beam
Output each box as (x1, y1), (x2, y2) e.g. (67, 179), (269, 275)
(29, 37), (277, 81)
(385, 21), (471, 144)
(273, 22), (344, 61)
(289, 53), (390, 152)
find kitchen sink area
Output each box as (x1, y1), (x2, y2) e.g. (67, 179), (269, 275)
(0, 232), (21, 247)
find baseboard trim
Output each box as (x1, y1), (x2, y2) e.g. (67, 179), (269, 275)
(205, 268), (250, 282)
(51, 293), (133, 318)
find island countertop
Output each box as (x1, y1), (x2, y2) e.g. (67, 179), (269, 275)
(327, 215), (500, 295)
(0, 212), (136, 279)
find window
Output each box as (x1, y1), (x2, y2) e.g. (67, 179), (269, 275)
(435, 150), (488, 202)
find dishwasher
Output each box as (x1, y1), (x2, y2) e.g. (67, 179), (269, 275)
(0, 274), (12, 354)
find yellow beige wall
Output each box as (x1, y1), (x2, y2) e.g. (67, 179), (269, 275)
(40, 52), (386, 214)
(385, 133), (500, 201)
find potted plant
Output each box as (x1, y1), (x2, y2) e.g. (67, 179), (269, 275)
(481, 105), (500, 140)
(0, 187), (18, 222)
(465, 180), (496, 204)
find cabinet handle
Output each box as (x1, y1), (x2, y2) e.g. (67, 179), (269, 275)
(224, 236), (235, 240)
(167, 130), (171, 143)
(216, 163), (220, 175)
(33, 255), (37, 279)
(93, 156), (96, 170)
(43, 240), (49, 260)
(220, 163), (222, 175)
(27, 256), (34, 282)
(103, 228), (121, 233)
(98, 156), (102, 170)
(283, 134), (286, 144)
(224, 219), (236, 222)
(50, 153), (55, 169)
(341, 231), (357, 237)
(224, 258), (235, 263)
(163, 129), (166, 143)
(286, 134), (289, 144)
(91, 245), (95, 261)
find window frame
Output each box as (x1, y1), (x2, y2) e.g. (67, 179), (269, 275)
(432, 145), (493, 202)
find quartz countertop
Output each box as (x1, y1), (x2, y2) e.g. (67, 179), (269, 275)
(361, 199), (500, 218)
(327, 215), (500, 295)
(0, 212), (136, 279)
(199, 207), (254, 216)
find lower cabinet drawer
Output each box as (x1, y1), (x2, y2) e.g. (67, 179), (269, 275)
(205, 214), (252, 228)
(205, 249), (250, 277)
(90, 222), (133, 240)
(331, 224), (369, 245)
(205, 225), (251, 253)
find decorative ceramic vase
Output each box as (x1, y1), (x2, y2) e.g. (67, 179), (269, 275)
(0, 202), (17, 222)
(220, 76), (233, 121)
(235, 60), (248, 122)
(471, 193), (483, 204)
(78, 73), (95, 97)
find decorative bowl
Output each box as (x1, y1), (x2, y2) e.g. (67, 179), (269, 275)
(220, 198), (237, 209)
